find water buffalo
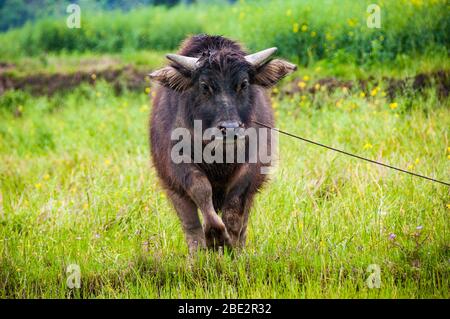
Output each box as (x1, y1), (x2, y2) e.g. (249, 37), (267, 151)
(149, 34), (296, 252)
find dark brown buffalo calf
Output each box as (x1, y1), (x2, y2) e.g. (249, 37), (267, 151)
(149, 35), (296, 252)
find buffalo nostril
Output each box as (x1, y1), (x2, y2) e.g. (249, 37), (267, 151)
(218, 121), (241, 130)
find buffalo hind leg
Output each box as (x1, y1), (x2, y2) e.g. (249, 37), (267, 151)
(169, 191), (205, 254)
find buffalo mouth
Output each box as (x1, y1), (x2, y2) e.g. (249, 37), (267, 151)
(203, 128), (246, 145)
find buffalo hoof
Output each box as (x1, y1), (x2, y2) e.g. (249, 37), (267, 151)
(204, 218), (232, 249)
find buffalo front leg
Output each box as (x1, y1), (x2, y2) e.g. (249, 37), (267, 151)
(221, 197), (247, 247)
(184, 171), (231, 249)
(221, 189), (255, 247)
(169, 191), (205, 254)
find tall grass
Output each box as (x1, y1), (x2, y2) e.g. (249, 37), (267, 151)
(0, 0), (448, 65)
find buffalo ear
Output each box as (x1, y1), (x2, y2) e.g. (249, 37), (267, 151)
(252, 59), (297, 87)
(149, 66), (191, 91)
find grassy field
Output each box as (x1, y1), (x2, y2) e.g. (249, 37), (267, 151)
(0, 71), (448, 298)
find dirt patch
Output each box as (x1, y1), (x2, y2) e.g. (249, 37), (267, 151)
(0, 65), (448, 100)
(283, 70), (449, 100)
(386, 70), (449, 99)
(0, 65), (149, 96)
(0, 62), (15, 73)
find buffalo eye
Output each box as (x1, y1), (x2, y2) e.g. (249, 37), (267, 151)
(200, 82), (211, 95)
(239, 79), (249, 92)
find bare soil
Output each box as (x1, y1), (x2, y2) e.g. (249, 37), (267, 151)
(0, 63), (448, 100)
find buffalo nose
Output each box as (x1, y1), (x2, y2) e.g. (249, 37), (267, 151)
(217, 121), (242, 132)
(217, 121), (244, 141)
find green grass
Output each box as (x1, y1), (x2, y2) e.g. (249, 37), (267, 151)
(1, 50), (166, 77)
(0, 74), (448, 298)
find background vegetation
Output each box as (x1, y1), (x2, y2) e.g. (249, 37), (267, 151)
(0, 0), (448, 298)
(0, 0), (448, 65)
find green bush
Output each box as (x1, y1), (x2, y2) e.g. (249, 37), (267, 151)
(0, 89), (30, 113)
(0, 0), (448, 65)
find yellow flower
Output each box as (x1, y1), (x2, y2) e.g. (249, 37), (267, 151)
(301, 95), (307, 101)
(303, 75), (310, 81)
(272, 87), (279, 94)
(314, 83), (321, 90)
(335, 99), (342, 107)
(35, 183), (42, 190)
(389, 102), (398, 110)
(381, 91), (387, 97)
(83, 203), (89, 210)
(310, 31), (317, 37)
(446, 203), (450, 209)
(407, 164), (414, 170)
(415, 158), (420, 164)
(359, 92), (366, 98)
(363, 143), (373, 150)
(145, 87), (151, 94)
(292, 23), (299, 33)
(91, 73), (97, 80)
(43, 174), (50, 181)
(104, 159), (111, 166)
(140, 104), (148, 113)
(447, 147), (450, 153)
(448, 154), (450, 160)
(298, 81), (306, 89)
(370, 87), (378, 96)
(301, 25), (308, 32)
